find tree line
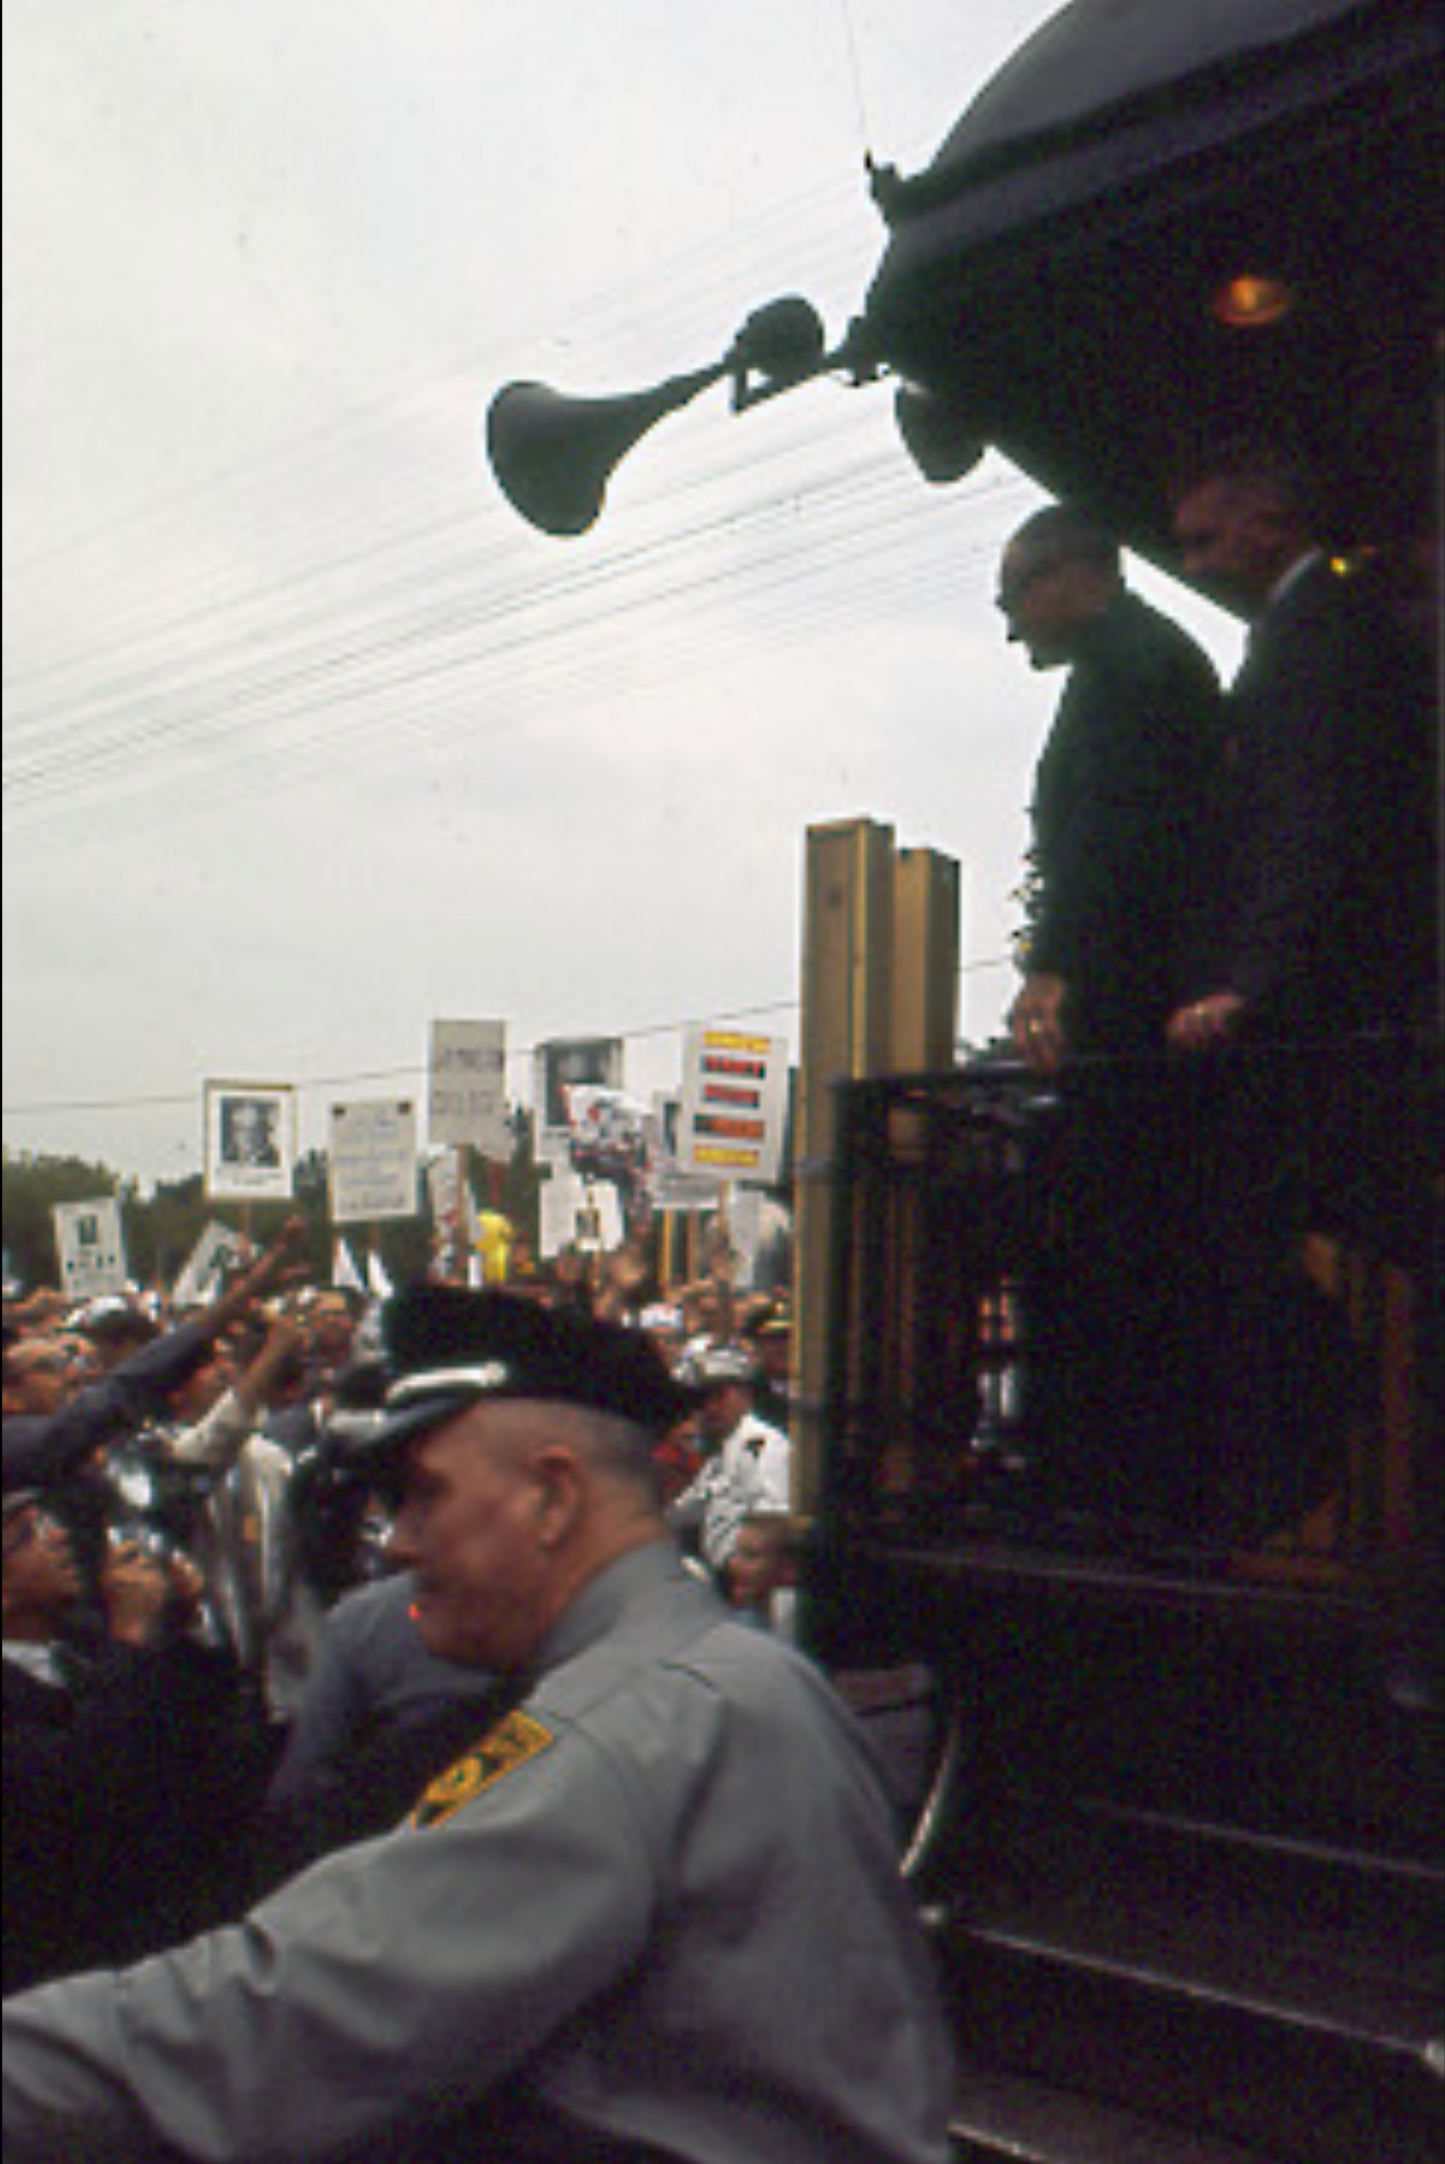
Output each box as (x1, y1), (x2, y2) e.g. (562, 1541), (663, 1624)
(2, 1131), (544, 1297)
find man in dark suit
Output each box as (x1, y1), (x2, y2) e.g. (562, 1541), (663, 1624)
(1168, 450), (1436, 1063)
(997, 504), (1226, 1527)
(1165, 445), (1439, 1539)
(1001, 501), (1223, 1073)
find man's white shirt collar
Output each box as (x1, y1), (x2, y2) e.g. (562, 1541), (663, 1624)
(1267, 548), (1324, 609)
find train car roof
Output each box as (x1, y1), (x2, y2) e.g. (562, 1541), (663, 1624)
(864, 0), (1442, 580)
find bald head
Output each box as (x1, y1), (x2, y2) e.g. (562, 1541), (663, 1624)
(997, 502), (1124, 668)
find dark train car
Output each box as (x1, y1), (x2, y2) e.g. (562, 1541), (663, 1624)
(808, 3), (1442, 2157)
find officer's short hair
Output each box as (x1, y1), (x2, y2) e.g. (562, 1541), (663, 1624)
(551, 1403), (667, 1507)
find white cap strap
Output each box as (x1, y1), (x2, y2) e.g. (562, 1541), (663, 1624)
(386, 1361), (513, 1408)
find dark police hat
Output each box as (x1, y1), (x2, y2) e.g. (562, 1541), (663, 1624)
(340, 1285), (703, 1484)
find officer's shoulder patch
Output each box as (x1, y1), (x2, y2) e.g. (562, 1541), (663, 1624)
(410, 1710), (555, 1830)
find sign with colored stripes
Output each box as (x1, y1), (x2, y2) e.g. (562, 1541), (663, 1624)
(676, 1028), (790, 1185)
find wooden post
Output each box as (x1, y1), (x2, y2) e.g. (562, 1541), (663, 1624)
(892, 847), (961, 1071)
(790, 824), (961, 1516)
(791, 818), (898, 1514)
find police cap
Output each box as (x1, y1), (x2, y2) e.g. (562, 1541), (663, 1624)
(345, 1285), (702, 1485)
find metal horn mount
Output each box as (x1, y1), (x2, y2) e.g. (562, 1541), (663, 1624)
(486, 296), (857, 536)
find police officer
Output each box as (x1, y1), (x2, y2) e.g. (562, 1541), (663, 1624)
(666, 1341), (791, 1580)
(4, 1286), (955, 2164)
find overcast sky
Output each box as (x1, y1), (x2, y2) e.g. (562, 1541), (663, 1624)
(2, 0), (1242, 1196)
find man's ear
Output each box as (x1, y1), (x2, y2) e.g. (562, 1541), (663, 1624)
(532, 1448), (584, 1548)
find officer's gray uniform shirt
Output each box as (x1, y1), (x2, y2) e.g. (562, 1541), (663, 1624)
(265, 1567), (500, 1812)
(3, 1541), (955, 2163)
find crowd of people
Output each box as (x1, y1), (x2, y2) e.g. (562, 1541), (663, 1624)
(2, 1232), (956, 2161)
(1, 1219), (813, 1977)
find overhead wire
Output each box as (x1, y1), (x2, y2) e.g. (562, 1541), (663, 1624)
(3, 102), (1001, 845)
(4, 377), (920, 743)
(4, 423), (903, 771)
(2, 957), (1014, 1124)
(2, 491), (1021, 837)
(2, 143), (892, 650)
(3, 445), (1028, 835)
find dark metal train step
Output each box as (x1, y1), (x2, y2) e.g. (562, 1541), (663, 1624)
(895, 1547), (1444, 1863)
(931, 1876), (1444, 2164)
(970, 1800), (1445, 2018)
(949, 2060), (1292, 2164)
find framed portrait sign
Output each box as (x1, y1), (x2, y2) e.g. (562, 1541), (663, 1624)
(204, 1081), (297, 1203)
(533, 1037), (624, 1166)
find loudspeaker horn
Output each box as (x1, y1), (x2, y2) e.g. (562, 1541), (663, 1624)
(485, 296), (844, 536)
(485, 362), (727, 538)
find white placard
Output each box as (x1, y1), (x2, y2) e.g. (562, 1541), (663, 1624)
(52, 1198), (128, 1300)
(204, 1081), (297, 1203)
(428, 1019), (509, 1158)
(425, 1151), (472, 1231)
(676, 1029), (790, 1185)
(331, 1237), (368, 1294)
(171, 1221), (250, 1309)
(533, 1038), (624, 1165)
(562, 1084), (653, 1194)
(644, 1092), (718, 1212)
(724, 1188), (795, 1295)
(538, 1169), (625, 1260)
(329, 1099), (418, 1224)
(425, 1151), (478, 1277)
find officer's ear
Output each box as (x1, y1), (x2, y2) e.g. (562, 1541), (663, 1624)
(530, 1447), (585, 1549)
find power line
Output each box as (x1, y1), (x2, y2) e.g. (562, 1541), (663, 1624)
(1, 962), (1013, 1123)
(3, 135), (1039, 844)
(4, 432), (913, 785)
(3, 459), (1027, 841)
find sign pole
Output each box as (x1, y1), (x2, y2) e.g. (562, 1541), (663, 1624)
(453, 1146), (469, 1283)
